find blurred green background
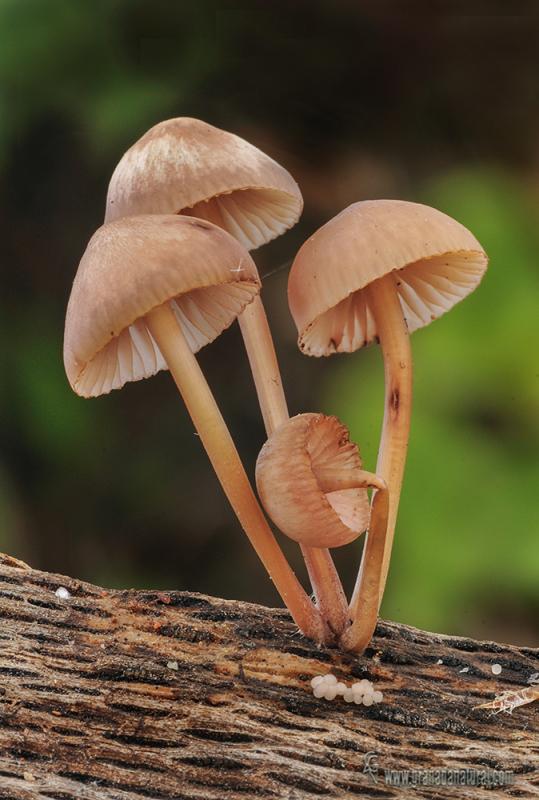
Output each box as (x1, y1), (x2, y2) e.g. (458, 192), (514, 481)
(1, 1), (537, 645)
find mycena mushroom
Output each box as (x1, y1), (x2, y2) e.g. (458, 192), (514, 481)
(256, 413), (389, 652)
(105, 118), (301, 436)
(63, 214), (326, 643)
(105, 117), (347, 635)
(288, 200), (488, 644)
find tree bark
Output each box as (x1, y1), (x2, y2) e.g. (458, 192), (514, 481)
(0, 553), (536, 799)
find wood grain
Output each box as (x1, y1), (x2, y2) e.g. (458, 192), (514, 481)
(0, 554), (536, 799)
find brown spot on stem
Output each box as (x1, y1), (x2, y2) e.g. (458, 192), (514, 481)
(390, 389), (400, 412)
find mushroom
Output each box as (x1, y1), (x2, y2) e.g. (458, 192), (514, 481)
(63, 213), (326, 643)
(105, 117), (347, 635)
(256, 413), (388, 649)
(288, 200), (488, 642)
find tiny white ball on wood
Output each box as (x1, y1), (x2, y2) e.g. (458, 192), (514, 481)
(343, 688), (355, 703)
(351, 679), (372, 697)
(311, 675), (325, 689)
(362, 694), (374, 706)
(323, 685), (338, 701)
(372, 690), (384, 703)
(55, 587), (71, 600)
(491, 663), (502, 676)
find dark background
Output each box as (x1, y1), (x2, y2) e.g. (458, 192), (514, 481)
(1, 1), (538, 645)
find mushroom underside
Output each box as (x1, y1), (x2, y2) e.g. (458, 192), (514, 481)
(300, 251), (486, 356)
(256, 414), (370, 548)
(180, 187), (299, 250)
(307, 415), (370, 535)
(74, 281), (259, 397)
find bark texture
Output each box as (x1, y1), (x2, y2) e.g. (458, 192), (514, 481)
(0, 553), (537, 800)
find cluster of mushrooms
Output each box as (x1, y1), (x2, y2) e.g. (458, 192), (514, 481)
(64, 118), (488, 653)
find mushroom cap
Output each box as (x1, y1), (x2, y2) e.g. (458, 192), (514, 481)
(64, 215), (260, 398)
(288, 200), (488, 356)
(255, 413), (370, 548)
(105, 117), (303, 251)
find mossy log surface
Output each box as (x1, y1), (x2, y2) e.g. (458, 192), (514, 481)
(0, 553), (537, 799)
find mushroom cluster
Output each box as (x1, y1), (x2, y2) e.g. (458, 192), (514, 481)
(63, 118), (488, 653)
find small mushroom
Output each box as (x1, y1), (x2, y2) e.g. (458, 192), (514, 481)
(256, 413), (388, 647)
(63, 214), (325, 642)
(288, 200), (488, 637)
(105, 117), (346, 636)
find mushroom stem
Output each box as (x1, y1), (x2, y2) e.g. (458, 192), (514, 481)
(339, 482), (389, 653)
(312, 465), (389, 652)
(238, 296), (289, 435)
(145, 302), (326, 642)
(307, 463), (390, 653)
(365, 272), (413, 607)
(316, 468), (386, 494)
(239, 296), (348, 636)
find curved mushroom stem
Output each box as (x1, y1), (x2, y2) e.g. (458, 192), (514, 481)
(239, 296), (348, 637)
(313, 466), (389, 652)
(365, 273), (413, 608)
(340, 481), (389, 653)
(146, 302), (327, 643)
(316, 468), (386, 494)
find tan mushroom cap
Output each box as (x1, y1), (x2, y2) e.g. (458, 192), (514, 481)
(64, 215), (260, 398)
(105, 117), (303, 251)
(256, 413), (370, 548)
(288, 200), (488, 356)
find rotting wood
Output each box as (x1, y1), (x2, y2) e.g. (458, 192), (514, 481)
(0, 553), (536, 799)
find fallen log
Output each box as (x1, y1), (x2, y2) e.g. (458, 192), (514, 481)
(0, 553), (536, 799)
